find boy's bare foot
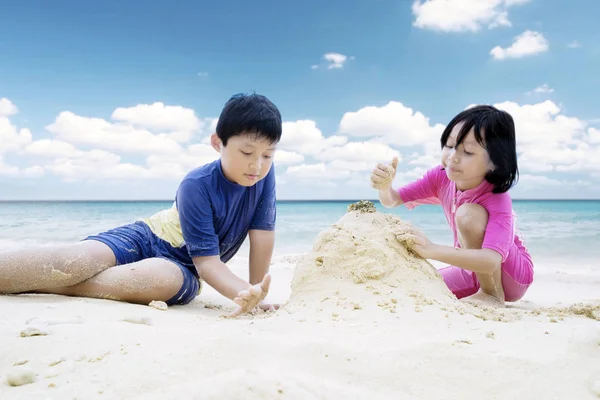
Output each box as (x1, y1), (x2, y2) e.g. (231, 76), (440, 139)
(461, 289), (505, 308)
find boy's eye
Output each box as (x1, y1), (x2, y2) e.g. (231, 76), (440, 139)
(263, 155), (272, 159)
(241, 151), (252, 156)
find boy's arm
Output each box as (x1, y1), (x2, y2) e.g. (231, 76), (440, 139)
(177, 179), (268, 314)
(248, 229), (275, 285)
(248, 165), (277, 285)
(194, 255), (271, 317)
(192, 256), (251, 301)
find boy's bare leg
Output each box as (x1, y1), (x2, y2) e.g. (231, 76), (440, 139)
(0, 240), (116, 294)
(455, 204), (505, 306)
(36, 258), (184, 304)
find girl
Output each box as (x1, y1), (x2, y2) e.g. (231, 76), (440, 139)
(370, 105), (534, 307)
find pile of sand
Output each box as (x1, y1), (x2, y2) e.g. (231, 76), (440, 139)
(288, 200), (458, 316)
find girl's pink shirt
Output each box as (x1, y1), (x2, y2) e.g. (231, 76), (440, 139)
(397, 165), (531, 265)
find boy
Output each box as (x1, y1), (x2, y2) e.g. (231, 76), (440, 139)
(0, 93), (282, 318)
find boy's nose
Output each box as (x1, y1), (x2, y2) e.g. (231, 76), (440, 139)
(250, 158), (262, 170)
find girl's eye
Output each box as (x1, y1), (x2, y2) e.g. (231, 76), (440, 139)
(263, 155), (272, 159)
(241, 151), (252, 156)
(445, 145), (453, 149)
(464, 151), (474, 155)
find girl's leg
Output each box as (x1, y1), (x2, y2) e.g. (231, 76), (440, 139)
(0, 240), (116, 294)
(35, 257), (185, 304)
(438, 266), (479, 299)
(454, 203), (505, 304)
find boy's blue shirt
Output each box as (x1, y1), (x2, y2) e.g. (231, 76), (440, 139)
(140, 159), (276, 266)
(175, 159), (276, 263)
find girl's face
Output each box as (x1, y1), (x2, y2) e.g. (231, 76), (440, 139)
(441, 122), (495, 191)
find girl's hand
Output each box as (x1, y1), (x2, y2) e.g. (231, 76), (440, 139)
(396, 224), (436, 259)
(370, 157), (399, 190)
(229, 274), (271, 318)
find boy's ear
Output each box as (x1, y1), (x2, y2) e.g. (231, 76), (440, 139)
(210, 133), (222, 153)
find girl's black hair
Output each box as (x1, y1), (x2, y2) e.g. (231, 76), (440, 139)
(440, 105), (519, 194)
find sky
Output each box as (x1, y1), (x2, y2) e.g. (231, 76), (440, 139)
(1, 0), (599, 200)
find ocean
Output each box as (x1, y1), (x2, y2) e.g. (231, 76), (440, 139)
(1, 199), (599, 280)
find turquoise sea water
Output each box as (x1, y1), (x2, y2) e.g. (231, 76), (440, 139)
(0, 200), (598, 275)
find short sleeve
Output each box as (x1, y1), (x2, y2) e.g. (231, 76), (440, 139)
(397, 166), (444, 209)
(175, 179), (220, 258)
(481, 194), (514, 262)
(249, 165), (276, 231)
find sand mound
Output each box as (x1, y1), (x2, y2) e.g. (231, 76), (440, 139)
(288, 201), (457, 316)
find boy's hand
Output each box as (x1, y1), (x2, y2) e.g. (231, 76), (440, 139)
(370, 157), (399, 190)
(258, 301), (280, 312)
(228, 273), (271, 318)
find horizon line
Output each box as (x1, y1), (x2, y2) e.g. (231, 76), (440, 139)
(0, 198), (599, 202)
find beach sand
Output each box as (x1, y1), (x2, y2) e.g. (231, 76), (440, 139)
(1, 202), (599, 399)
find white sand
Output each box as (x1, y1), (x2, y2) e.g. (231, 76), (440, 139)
(1, 203), (599, 399)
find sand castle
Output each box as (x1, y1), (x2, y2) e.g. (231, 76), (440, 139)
(287, 200), (458, 317)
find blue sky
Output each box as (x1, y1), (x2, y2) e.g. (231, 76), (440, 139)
(1, 0), (599, 200)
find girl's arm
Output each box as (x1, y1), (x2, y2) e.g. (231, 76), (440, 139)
(378, 186), (404, 208)
(428, 245), (502, 274)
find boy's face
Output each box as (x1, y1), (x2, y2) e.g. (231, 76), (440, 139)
(211, 132), (276, 187)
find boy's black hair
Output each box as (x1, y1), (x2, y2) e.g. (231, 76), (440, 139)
(440, 104), (519, 194)
(216, 93), (282, 146)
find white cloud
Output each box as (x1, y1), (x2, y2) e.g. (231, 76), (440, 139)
(408, 152), (438, 167)
(322, 53), (352, 69)
(0, 116), (33, 154)
(412, 0), (530, 33)
(310, 64), (319, 70)
(527, 84), (554, 95)
(279, 120), (348, 157)
(24, 139), (79, 158)
(587, 128), (600, 145)
(0, 156), (19, 176)
(46, 111), (185, 155)
(281, 142), (400, 183)
(0, 98), (19, 117)
(567, 41), (581, 49)
(316, 141), (400, 164)
(111, 102), (204, 141)
(490, 30), (549, 60)
(493, 100), (600, 174)
(112, 102), (202, 132)
(518, 174), (562, 187)
(1, 96), (599, 200)
(197, 72), (209, 77)
(338, 101), (445, 147)
(274, 150), (304, 165)
(285, 163), (351, 181)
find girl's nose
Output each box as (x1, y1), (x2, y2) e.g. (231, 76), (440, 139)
(448, 150), (459, 163)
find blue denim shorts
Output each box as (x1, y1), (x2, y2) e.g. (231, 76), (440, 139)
(84, 221), (201, 306)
